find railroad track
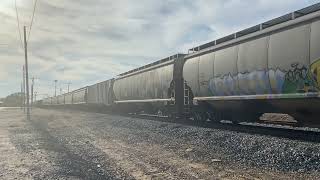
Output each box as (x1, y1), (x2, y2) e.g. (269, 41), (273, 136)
(39, 107), (320, 142)
(129, 113), (320, 143)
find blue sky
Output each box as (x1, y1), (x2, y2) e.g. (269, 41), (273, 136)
(0, 0), (319, 98)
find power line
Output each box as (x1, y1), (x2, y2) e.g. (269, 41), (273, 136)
(14, 0), (23, 49)
(27, 0), (39, 42)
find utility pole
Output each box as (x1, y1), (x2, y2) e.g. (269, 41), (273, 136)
(34, 92), (37, 103)
(54, 80), (58, 97)
(67, 82), (71, 93)
(60, 88), (62, 95)
(22, 66), (25, 113)
(61, 82), (71, 93)
(20, 82), (23, 110)
(30, 77), (39, 107)
(31, 77), (34, 109)
(24, 26), (30, 120)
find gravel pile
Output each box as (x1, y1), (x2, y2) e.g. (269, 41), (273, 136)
(260, 113), (297, 123)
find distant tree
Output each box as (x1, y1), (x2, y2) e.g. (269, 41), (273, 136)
(2, 92), (23, 107)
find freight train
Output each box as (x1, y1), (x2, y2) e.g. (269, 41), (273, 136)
(41, 3), (320, 126)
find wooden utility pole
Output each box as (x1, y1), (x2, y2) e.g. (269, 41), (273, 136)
(31, 77), (34, 108)
(24, 26), (30, 120)
(20, 82), (23, 110)
(22, 66), (25, 113)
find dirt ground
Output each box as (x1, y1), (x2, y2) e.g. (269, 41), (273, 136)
(0, 108), (319, 180)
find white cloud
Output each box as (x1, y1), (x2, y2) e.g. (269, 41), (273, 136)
(0, 0), (319, 97)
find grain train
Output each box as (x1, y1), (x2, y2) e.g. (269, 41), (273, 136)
(41, 3), (320, 126)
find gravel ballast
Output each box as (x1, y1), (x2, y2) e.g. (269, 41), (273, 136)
(0, 107), (320, 179)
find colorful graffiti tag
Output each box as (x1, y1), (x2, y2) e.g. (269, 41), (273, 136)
(311, 59), (320, 88)
(282, 63), (317, 93)
(207, 61), (320, 96)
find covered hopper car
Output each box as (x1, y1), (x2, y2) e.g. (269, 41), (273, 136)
(112, 54), (186, 116)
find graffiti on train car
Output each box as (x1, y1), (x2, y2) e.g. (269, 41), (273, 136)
(282, 63), (316, 93)
(238, 70), (271, 94)
(269, 62), (319, 94)
(208, 74), (238, 96)
(207, 61), (320, 96)
(311, 59), (320, 88)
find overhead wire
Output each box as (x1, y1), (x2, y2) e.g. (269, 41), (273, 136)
(14, 0), (24, 49)
(27, 0), (39, 42)
(14, 0), (39, 46)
